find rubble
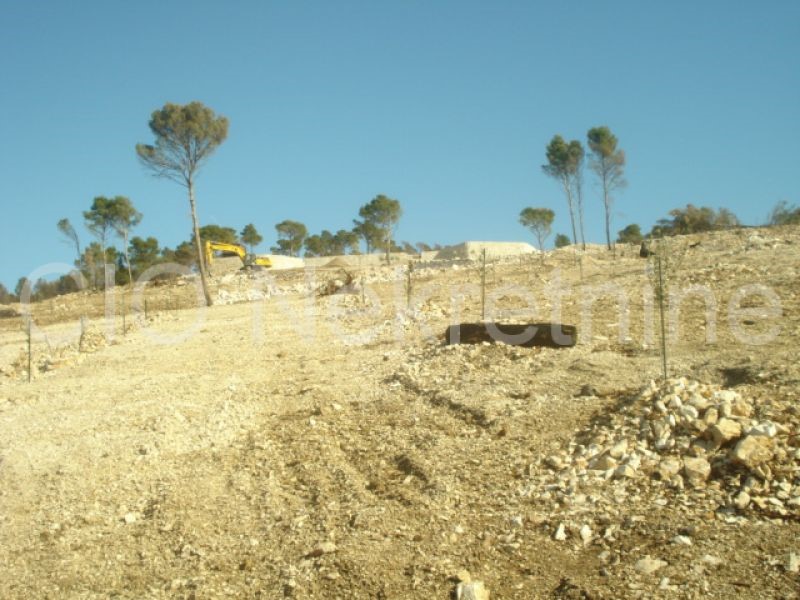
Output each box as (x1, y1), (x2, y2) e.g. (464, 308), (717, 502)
(534, 377), (800, 529)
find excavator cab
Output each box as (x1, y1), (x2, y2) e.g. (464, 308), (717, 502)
(245, 253), (272, 270)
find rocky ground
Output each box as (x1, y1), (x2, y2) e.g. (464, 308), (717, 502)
(0, 226), (798, 598)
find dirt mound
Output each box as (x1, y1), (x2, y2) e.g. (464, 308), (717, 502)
(324, 256), (352, 268)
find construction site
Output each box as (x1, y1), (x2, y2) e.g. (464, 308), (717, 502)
(1, 228), (799, 599)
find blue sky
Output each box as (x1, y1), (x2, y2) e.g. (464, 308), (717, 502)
(1, 0), (798, 290)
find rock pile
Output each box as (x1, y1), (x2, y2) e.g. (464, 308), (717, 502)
(216, 288), (272, 305)
(78, 326), (108, 353)
(1, 344), (81, 380)
(533, 377), (800, 531)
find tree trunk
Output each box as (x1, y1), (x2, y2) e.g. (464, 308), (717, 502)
(123, 230), (133, 287)
(85, 253), (96, 290)
(537, 233), (545, 265)
(563, 176), (578, 245)
(602, 166), (612, 252)
(188, 180), (213, 307)
(575, 171), (586, 250)
(74, 239), (82, 274)
(100, 232), (108, 292)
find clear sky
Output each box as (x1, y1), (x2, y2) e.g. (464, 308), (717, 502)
(1, 0), (798, 290)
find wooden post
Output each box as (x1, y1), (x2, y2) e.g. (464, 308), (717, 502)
(657, 254), (668, 381)
(27, 317), (32, 383)
(480, 248), (487, 321)
(406, 262), (413, 308)
(79, 316), (86, 351)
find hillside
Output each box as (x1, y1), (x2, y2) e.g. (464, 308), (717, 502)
(1, 226), (798, 598)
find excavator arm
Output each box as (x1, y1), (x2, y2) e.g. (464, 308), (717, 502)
(204, 240), (247, 266)
(204, 240), (272, 270)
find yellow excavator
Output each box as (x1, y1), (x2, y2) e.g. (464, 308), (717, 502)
(204, 240), (272, 271)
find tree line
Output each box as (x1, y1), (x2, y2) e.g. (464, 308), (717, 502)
(518, 123), (795, 252)
(519, 202), (758, 253)
(518, 125), (628, 254)
(15, 198), (419, 303)
(4, 102), (797, 305)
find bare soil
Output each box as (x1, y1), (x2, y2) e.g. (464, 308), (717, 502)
(1, 226), (798, 598)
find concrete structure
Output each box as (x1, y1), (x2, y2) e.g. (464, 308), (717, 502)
(434, 241), (538, 261)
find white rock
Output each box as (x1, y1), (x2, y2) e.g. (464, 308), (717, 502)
(731, 490), (751, 509)
(658, 457), (682, 479)
(553, 523), (567, 541)
(709, 418), (742, 445)
(655, 437), (674, 451)
(731, 398), (752, 418)
(714, 390), (739, 403)
(786, 553), (800, 574)
(455, 581), (490, 600)
(609, 440), (628, 459)
(702, 554), (722, 567)
(731, 435), (774, 469)
(635, 556), (667, 575)
(683, 457), (711, 486)
(614, 464), (637, 479)
(703, 407), (719, 426)
(671, 535), (693, 546)
(589, 454), (618, 471)
(579, 524), (593, 545)
(688, 393), (711, 410)
(748, 421), (777, 438)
